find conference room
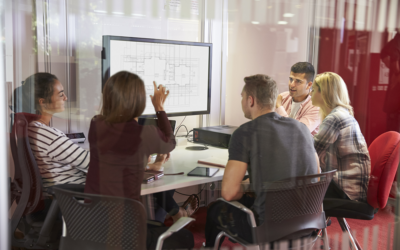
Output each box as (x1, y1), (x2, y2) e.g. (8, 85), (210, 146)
(2, 0), (400, 249)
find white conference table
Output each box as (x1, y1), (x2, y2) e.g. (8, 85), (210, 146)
(141, 142), (228, 195)
(80, 140), (228, 195)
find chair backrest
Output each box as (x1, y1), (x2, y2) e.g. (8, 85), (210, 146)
(53, 187), (147, 250)
(367, 131), (400, 208)
(10, 112), (43, 215)
(254, 170), (335, 243)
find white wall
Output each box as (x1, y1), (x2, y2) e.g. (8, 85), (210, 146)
(36, 0), (226, 137)
(224, 0), (312, 127)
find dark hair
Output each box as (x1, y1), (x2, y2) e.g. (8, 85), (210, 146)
(243, 74), (278, 109)
(101, 71), (146, 123)
(290, 62), (315, 83)
(12, 73), (58, 114)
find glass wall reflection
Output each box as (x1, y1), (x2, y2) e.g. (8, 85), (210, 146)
(5, 0), (400, 249)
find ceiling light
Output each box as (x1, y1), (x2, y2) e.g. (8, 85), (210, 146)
(112, 12), (124, 15)
(251, 21), (260, 25)
(278, 21), (288, 25)
(283, 13), (294, 18)
(94, 10), (107, 13)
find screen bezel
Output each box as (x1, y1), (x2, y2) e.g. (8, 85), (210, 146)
(102, 35), (213, 118)
(187, 167), (219, 177)
(138, 118), (176, 133)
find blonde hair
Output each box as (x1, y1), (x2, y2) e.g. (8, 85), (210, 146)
(314, 72), (353, 120)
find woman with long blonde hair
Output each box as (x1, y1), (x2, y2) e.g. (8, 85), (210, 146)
(311, 72), (370, 204)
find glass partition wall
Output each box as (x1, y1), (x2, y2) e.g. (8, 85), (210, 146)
(0, 0), (9, 249)
(3, 0), (400, 249)
(226, 1), (399, 248)
(312, 1), (400, 247)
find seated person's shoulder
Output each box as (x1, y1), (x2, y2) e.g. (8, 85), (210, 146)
(287, 116), (311, 132)
(28, 120), (41, 128)
(28, 122), (66, 144)
(279, 91), (290, 99)
(328, 108), (356, 129)
(29, 120), (64, 135)
(273, 112), (299, 123)
(235, 120), (254, 133)
(323, 109), (345, 125)
(91, 115), (105, 122)
(229, 122), (255, 142)
(271, 113), (312, 137)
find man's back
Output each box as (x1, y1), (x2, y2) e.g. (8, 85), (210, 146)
(229, 112), (318, 224)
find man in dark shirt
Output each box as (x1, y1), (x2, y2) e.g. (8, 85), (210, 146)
(204, 74), (319, 247)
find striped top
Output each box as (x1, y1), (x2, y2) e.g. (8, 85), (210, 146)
(28, 121), (90, 187)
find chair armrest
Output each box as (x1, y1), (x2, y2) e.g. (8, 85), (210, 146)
(147, 220), (164, 227)
(217, 198), (257, 228)
(155, 217), (195, 250)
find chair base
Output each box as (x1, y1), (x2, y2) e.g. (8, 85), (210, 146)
(12, 232), (60, 250)
(337, 217), (363, 250)
(213, 229), (322, 250)
(11, 218), (61, 250)
(323, 216), (363, 250)
(323, 198), (375, 250)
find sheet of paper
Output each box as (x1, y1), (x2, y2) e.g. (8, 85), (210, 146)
(191, 0), (199, 15)
(165, 0), (181, 12)
(164, 0), (198, 15)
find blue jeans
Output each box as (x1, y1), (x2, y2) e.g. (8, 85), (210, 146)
(153, 190), (180, 216)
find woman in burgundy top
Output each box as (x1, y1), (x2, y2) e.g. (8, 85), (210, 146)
(84, 71), (194, 249)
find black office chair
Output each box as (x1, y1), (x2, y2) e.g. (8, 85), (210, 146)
(10, 112), (84, 249)
(214, 170), (336, 250)
(53, 186), (195, 250)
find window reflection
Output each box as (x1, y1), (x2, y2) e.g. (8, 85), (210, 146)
(5, 0), (400, 249)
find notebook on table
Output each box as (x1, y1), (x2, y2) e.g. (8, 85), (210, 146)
(197, 157), (227, 168)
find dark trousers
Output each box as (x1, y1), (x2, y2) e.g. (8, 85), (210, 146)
(149, 191), (194, 249)
(323, 180), (351, 211)
(153, 190), (180, 216)
(205, 194), (255, 248)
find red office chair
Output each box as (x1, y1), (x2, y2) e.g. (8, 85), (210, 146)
(367, 131), (400, 208)
(324, 131), (400, 250)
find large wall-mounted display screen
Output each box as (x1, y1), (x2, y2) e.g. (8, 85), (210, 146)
(102, 36), (212, 117)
